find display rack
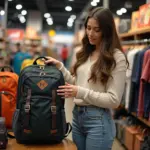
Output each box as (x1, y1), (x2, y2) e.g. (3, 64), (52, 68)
(121, 38), (150, 45)
(0, 28), (6, 51)
(131, 112), (150, 127)
(119, 27), (150, 128)
(119, 27), (150, 41)
(24, 36), (42, 52)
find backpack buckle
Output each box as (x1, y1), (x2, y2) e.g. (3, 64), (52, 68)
(24, 104), (30, 112)
(40, 72), (46, 76)
(40, 66), (44, 70)
(51, 106), (56, 113)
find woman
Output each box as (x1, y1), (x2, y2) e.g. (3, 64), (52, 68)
(45, 7), (127, 150)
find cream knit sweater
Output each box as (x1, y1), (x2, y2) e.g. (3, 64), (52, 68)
(59, 49), (127, 109)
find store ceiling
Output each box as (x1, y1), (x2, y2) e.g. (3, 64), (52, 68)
(0, 0), (147, 31)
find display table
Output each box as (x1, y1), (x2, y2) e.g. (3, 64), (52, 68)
(6, 139), (77, 150)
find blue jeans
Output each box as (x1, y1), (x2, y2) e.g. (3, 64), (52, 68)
(72, 105), (116, 150)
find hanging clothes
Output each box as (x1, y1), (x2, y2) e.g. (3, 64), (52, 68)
(128, 47), (150, 113)
(138, 49), (150, 118)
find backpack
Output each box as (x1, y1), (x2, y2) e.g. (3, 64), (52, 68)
(0, 66), (18, 129)
(13, 52), (31, 75)
(13, 57), (72, 144)
(21, 58), (44, 71)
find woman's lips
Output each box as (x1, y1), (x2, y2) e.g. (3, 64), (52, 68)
(89, 38), (95, 41)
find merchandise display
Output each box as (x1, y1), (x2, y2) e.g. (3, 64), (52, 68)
(24, 38), (42, 52)
(0, 66), (18, 129)
(139, 4), (150, 28)
(0, 0), (149, 149)
(131, 11), (140, 31)
(118, 11), (150, 148)
(13, 57), (71, 144)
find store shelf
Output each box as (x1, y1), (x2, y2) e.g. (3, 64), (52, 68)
(120, 27), (150, 38)
(120, 107), (150, 127)
(24, 37), (42, 41)
(131, 112), (150, 127)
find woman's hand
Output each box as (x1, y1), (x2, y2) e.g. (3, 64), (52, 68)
(44, 56), (62, 69)
(57, 83), (78, 98)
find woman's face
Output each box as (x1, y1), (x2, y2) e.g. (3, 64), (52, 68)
(86, 18), (102, 46)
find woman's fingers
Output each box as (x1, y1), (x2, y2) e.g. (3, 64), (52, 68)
(57, 87), (73, 98)
(44, 57), (55, 64)
(57, 89), (72, 92)
(57, 84), (74, 98)
(57, 92), (72, 97)
(58, 85), (72, 89)
(65, 82), (71, 86)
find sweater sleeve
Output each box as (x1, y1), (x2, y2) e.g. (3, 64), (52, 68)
(76, 52), (127, 109)
(59, 62), (75, 84)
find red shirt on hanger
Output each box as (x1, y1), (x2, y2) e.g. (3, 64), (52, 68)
(138, 49), (150, 117)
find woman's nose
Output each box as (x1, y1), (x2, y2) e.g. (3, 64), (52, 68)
(89, 30), (94, 37)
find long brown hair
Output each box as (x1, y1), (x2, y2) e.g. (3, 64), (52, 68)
(72, 7), (127, 85)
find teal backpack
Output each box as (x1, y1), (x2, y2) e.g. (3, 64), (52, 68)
(13, 57), (71, 144)
(13, 52), (31, 75)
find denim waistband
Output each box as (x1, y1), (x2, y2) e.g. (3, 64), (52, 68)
(74, 105), (108, 112)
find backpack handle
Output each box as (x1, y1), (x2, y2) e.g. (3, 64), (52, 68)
(33, 57), (48, 65)
(64, 123), (72, 137)
(0, 66), (14, 72)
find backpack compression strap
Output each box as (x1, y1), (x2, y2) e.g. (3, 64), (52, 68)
(23, 89), (31, 132)
(51, 90), (57, 135)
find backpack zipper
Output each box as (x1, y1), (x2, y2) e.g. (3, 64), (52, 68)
(22, 74), (59, 86)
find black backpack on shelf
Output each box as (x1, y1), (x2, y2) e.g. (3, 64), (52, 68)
(12, 57), (72, 144)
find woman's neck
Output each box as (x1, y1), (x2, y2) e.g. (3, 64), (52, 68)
(96, 44), (100, 52)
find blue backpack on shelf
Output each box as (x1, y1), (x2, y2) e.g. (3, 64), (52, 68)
(13, 52), (31, 75)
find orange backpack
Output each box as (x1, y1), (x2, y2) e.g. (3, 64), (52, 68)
(0, 66), (18, 129)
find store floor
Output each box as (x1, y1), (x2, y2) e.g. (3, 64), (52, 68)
(112, 139), (125, 150)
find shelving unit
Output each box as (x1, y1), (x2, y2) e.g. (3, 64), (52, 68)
(0, 29), (9, 66)
(131, 112), (150, 127)
(119, 27), (150, 128)
(24, 36), (42, 52)
(120, 27), (150, 41)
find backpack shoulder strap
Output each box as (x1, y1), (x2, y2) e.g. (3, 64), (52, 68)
(51, 90), (57, 135)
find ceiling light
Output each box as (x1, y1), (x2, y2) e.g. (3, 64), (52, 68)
(21, 10), (27, 15)
(71, 15), (76, 19)
(121, 8), (127, 13)
(91, 1), (97, 6)
(44, 13), (51, 18)
(116, 10), (122, 16)
(67, 22), (73, 27)
(20, 16), (26, 23)
(47, 18), (53, 23)
(69, 0), (74, 1)
(65, 6), (72, 12)
(16, 4), (22, 10)
(68, 18), (74, 23)
(93, 0), (100, 2)
(48, 21), (53, 25)
(8, 0), (13, 1)
(0, 10), (5, 16)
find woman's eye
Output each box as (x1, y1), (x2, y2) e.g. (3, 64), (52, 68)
(95, 29), (100, 32)
(87, 26), (91, 30)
